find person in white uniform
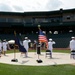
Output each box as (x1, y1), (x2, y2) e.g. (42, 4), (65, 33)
(0, 40), (2, 57)
(23, 37), (30, 57)
(70, 37), (75, 51)
(70, 37), (75, 59)
(48, 38), (55, 58)
(2, 39), (8, 56)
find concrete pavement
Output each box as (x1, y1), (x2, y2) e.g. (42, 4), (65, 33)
(0, 52), (75, 66)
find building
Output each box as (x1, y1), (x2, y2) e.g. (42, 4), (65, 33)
(0, 8), (75, 48)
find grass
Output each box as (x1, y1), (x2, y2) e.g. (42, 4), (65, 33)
(0, 63), (75, 75)
(53, 49), (70, 53)
(7, 49), (19, 53)
(7, 49), (70, 53)
(0, 49), (74, 75)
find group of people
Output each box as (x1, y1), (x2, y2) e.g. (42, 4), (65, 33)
(32, 36), (75, 59)
(1, 36), (74, 59)
(32, 38), (56, 58)
(0, 37), (31, 58)
(19, 36), (56, 58)
(47, 36), (75, 59)
(0, 39), (8, 57)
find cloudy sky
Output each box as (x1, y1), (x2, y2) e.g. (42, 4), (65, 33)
(0, 0), (75, 12)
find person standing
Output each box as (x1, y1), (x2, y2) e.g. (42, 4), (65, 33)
(0, 40), (2, 57)
(70, 37), (75, 59)
(48, 38), (55, 58)
(2, 39), (8, 56)
(70, 37), (75, 51)
(23, 37), (30, 57)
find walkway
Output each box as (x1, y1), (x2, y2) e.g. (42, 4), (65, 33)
(0, 52), (75, 66)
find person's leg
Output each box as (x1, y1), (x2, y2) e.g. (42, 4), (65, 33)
(50, 50), (52, 58)
(0, 50), (1, 57)
(20, 52), (24, 57)
(25, 52), (27, 57)
(26, 47), (29, 57)
(4, 51), (6, 56)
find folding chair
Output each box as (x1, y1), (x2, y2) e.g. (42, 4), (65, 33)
(45, 50), (52, 58)
(70, 50), (75, 59)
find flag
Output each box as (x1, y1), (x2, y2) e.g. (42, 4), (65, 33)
(14, 32), (27, 52)
(38, 29), (48, 48)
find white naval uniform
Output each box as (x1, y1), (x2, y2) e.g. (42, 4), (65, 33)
(70, 39), (75, 59)
(2, 42), (8, 51)
(0, 42), (2, 52)
(23, 40), (30, 52)
(70, 39), (75, 51)
(48, 41), (55, 54)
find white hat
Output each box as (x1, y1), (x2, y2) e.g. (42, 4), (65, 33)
(3, 39), (6, 41)
(71, 37), (75, 39)
(25, 37), (28, 39)
(49, 38), (52, 41)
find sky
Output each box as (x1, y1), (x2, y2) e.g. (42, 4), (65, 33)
(0, 0), (75, 12)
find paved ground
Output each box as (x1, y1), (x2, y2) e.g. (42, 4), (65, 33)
(0, 52), (75, 66)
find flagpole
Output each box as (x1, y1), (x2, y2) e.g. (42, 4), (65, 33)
(38, 25), (41, 54)
(38, 25), (41, 55)
(36, 25), (42, 63)
(11, 31), (18, 62)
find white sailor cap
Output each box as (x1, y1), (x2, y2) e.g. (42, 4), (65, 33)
(49, 38), (52, 41)
(25, 37), (28, 39)
(3, 39), (6, 41)
(71, 37), (75, 39)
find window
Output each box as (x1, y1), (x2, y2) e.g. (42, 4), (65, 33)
(0, 18), (6, 22)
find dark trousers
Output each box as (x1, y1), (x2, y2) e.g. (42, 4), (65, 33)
(70, 50), (75, 59)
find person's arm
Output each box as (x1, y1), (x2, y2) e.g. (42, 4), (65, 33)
(69, 41), (72, 49)
(52, 41), (55, 44)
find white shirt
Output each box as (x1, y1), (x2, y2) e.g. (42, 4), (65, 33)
(0, 42), (2, 51)
(23, 40), (30, 52)
(48, 41), (55, 52)
(70, 39), (75, 51)
(2, 41), (8, 51)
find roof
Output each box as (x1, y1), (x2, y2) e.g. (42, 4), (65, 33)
(0, 8), (75, 17)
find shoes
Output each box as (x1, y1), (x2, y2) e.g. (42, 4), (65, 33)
(26, 56), (28, 58)
(0, 56), (1, 58)
(50, 56), (52, 59)
(4, 55), (7, 56)
(23, 56), (28, 58)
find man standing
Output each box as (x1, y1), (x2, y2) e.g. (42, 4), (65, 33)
(70, 37), (75, 51)
(48, 38), (55, 58)
(0, 40), (2, 57)
(23, 37), (30, 57)
(2, 39), (8, 56)
(70, 37), (75, 59)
